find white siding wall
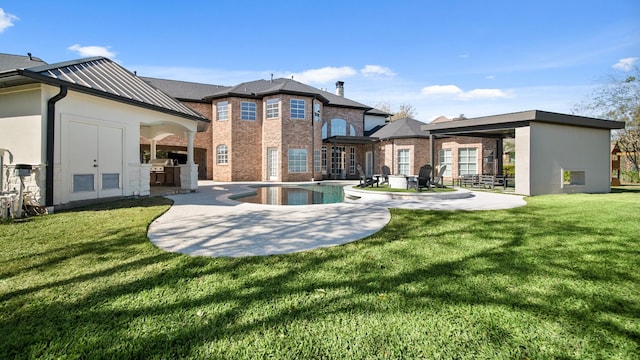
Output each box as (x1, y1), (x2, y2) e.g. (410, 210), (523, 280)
(1, 84), (199, 206)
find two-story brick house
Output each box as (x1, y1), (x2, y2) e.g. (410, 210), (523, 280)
(143, 75), (505, 184)
(144, 77), (391, 182)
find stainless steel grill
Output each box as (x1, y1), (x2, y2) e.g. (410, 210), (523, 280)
(149, 159), (172, 172)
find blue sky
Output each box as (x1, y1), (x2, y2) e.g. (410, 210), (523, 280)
(1, 1), (638, 121)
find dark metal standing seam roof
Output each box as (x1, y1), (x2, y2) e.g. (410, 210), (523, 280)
(15, 57), (209, 125)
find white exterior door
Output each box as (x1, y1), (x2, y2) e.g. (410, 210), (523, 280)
(267, 148), (278, 181)
(67, 120), (123, 202)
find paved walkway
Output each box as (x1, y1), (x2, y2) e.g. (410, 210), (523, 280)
(147, 181), (526, 258)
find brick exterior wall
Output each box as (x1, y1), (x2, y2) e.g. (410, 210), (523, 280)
(212, 98), (233, 181)
(434, 136), (498, 180)
(376, 138), (431, 176)
(319, 107), (367, 180)
(262, 96), (283, 181)
(230, 98), (262, 181)
(141, 90), (502, 184)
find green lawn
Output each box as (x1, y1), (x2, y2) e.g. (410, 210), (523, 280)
(1, 191), (639, 359)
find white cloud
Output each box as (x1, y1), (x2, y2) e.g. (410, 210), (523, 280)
(68, 44), (116, 58)
(612, 57), (638, 72)
(486, 75), (495, 80)
(460, 88), (512, 99)
(421, 85), (463, 96)
(290, 66), (357, 84)
(361, 65), (396, 77)
(0, 8), (19, 33)
(421, 84), (512, 100)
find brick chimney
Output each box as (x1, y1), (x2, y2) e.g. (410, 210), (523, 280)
(335, 81), (344, 97)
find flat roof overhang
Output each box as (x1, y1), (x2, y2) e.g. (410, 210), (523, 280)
(422, 110), (625, 138)
(323, 136), (379, 145)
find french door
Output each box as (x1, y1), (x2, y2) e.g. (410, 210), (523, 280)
(267, 148), (278, 180)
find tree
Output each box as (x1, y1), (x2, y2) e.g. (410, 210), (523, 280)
(375, 102), (418, 121)
(574, 67), (640, 174)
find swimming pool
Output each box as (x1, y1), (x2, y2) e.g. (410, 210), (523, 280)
(233, 184), (345, 205)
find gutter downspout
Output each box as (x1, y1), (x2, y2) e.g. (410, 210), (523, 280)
(311, 100), (315, 181)
(46, 86), (68, 207)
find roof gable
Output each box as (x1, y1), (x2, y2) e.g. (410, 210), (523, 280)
(371, 117), (429, 139)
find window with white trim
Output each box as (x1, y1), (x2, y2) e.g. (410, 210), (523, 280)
(266, 98), (279, 119)
(321, 146), (327, 174)
(458, 148), (478, 176)
(288, 149), (307, 173)
(241, 102), (256, 120)
(216, 144), (228, 164)
(438, 149), (452, 177)
(314, 150), (321, 172)
(217, 101), (229, 121)
(397, 149), (410, 175)
(290, 99), (305, 119)
(349, 147), (356, 175)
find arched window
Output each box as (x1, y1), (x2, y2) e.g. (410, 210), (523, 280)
(322, 123), (328, 139)
(216, 144), (228, 165)
(350, 124), (356, 136)
(331, 118), (347, 136)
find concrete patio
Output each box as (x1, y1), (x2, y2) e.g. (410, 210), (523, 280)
(147, 181), (526, 258)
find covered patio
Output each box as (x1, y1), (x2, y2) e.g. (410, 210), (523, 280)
(422, 110), (626, 195)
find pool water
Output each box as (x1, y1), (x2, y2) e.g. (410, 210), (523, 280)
(233, 184), (345, 205)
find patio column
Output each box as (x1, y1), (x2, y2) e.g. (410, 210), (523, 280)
(430, 134), (435, 177)
(181, 130), (198, 191)
(496, 138), (504, 175)
(150, 139), (157, 160)
(186, 131), (195, 165)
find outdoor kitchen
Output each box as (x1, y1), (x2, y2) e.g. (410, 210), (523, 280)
(148, 159), (181, 187)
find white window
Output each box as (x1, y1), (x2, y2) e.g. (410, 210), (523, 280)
(349, 147), (356, 175)
(241, 102), (256, 120)
(398, 149), (410, 175)
(458, 148), (478, 176)
(350, 124), (356, 136)
(217, 101), (229, 121)
(216, 144), (228, 165)
(266, 98), (279, 119)
(290, 99), (305, 119)
(321, 146), (327, 174)
(288, 149), (307, 173)
(438, 149), (452, 177)
(314, 150), (321, 172)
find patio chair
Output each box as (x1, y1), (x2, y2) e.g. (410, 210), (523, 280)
(357, 164), (378, 188)
(431, 165), (446, 188)
(411, 164), (432, 192)
(380, 165), (391, 185)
